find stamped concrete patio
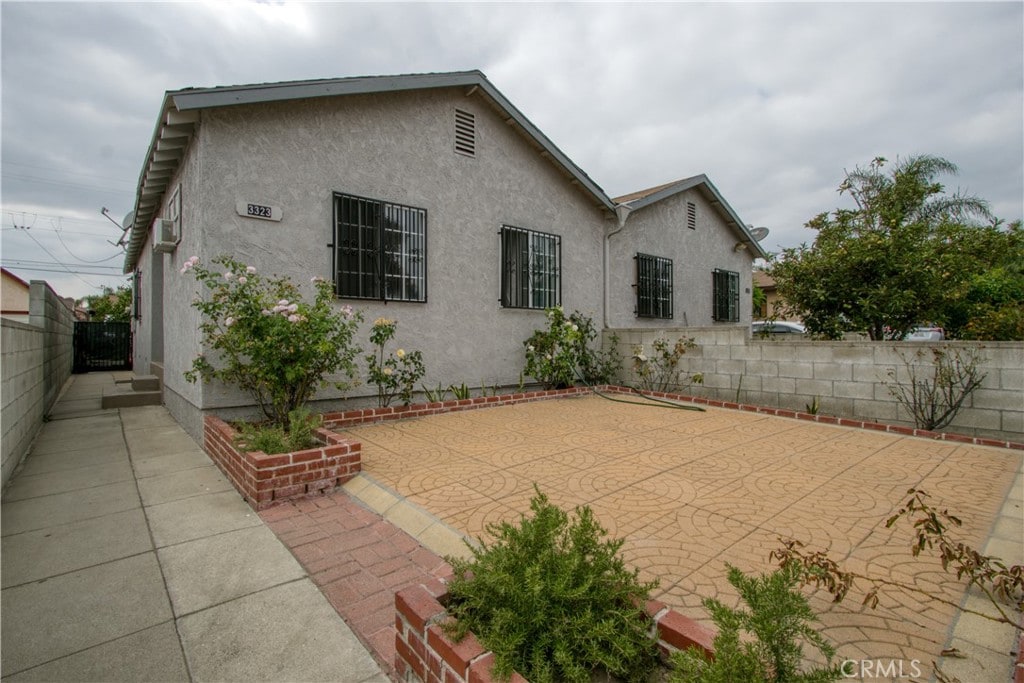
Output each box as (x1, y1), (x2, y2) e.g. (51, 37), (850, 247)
(340, 393), (1023, 681)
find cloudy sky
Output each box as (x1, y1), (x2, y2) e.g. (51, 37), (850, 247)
(2, 1), (1021, 301)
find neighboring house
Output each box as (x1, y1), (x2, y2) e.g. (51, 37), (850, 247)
(1, 268), (31, 322)
(752, 269), (798, 322)
(121, 70), (766, 438)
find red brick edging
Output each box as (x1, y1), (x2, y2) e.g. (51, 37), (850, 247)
(394, 583), (715, 682)
(204, 415), (361, 510)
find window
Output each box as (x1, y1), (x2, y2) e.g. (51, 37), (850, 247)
(635, 253), (673, 319)
(687, 201), (697, 230)
(132, 270), (141, 320)
(334, 193), (427, 302)
(454, 108), (476, 157)
(712, 269), (740, 322)
(500, 225), (561, 309)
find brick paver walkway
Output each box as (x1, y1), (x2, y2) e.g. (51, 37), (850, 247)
(337, 394), (1022, 677)
(260, 494), (451, 673)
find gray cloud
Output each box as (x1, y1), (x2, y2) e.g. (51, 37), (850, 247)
(3, 1), (1020, 299)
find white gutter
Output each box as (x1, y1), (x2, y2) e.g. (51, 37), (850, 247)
(603, 204), (632, 329)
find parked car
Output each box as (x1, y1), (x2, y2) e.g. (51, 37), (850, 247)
(906, 326), (945, 341)
(752, 320), (807, 336)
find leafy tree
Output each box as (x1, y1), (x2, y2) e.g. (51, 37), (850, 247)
(932, 220), (1024, 340)
(82, 285), (132, 322)
(769, 156), (993, 340)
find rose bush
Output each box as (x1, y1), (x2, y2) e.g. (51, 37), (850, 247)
(366, 317), (426, 407)
(182, 255), (362, 428)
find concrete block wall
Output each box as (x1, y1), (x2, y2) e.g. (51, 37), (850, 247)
(28, 280), (75, 411)
(608, 327), (1023, 442)
(1, 320), (45, 487)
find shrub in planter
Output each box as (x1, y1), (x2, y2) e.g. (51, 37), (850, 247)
(444, 487), (659, 683)
(182, 255), (362, 428)
(670, 563), (843, 683)
(523, 307), (621, 389)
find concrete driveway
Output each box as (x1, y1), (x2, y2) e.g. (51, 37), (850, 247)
(343, 394), (1023, 681)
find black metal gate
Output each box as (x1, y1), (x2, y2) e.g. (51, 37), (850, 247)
(73, 322), (133, 373)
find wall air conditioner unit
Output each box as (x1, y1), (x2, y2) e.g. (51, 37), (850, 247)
(153, 219), (179, 253)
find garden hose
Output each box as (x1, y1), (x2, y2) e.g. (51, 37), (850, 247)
(572, 369), (705, 412)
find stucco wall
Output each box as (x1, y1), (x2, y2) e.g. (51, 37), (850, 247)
(608, 190), (755, 330)
(609, 327), (1023, 442)
(158, 87), (610, 431)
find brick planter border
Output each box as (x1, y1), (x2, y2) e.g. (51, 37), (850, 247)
(203, 415), (361, 510)
(394, 582), (715, 683)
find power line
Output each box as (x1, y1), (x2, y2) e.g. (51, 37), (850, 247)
(3, 160), (135, 186)
(18, 229), (102, 288)
(1, 172), (133, 195)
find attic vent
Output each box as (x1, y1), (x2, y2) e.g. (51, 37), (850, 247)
(686, 201), (697, 230)
(454, 108), (476, 157)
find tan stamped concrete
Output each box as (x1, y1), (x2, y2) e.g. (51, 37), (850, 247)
(342, 394), (1023, 681)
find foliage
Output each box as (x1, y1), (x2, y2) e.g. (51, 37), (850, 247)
(83, 285), (132, 322)
(444, 487), (659, 683)
(366, 317), (426, 407)
(768, 155), (994, 340)
(771, 488), (1023, 630)
(233, 407), (321, 455)
(523, 308), (621, 389)
(632, 336), (704, 393)
(670, 563), (843, 683)
(450, 382), (471, 400)
(936, 221), (1024, 340)
(183, 256), (362, 427)
(421, 383), (451, 403)
(752, 284), (767, 317)
(884, 346), (987, 431)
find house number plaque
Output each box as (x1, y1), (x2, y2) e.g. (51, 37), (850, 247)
(235, 200), (283, 222)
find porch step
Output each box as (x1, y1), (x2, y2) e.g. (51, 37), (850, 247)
(102, 389), (163, 409)
(131, 375), (161, 391)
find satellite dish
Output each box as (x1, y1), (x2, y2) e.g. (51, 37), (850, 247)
(750, 227), (770, 241)
(122, 211), (135, 231)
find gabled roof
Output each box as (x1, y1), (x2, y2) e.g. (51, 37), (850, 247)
(124, 70), (616, 272)
(1, 267), (30, 290)
(614, 175), (769, 259)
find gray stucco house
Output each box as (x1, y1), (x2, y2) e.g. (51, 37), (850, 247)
(122, 70), (766, 438)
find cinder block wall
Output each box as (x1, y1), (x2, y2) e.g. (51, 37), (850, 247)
(2, 283), (76, 487)
(608, 327), (1023, 442)
(1, 320), (46, 486)
(29, 281), (75, 411)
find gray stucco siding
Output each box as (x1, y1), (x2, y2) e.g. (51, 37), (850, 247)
(608, 188), (754, 329)
(168, 87), (606, 411)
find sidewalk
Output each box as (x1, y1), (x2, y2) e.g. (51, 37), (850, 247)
(1, 373), (387, 682)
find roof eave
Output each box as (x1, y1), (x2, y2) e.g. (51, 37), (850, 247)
(123, 71), (616, 273)
(619, 175), (769, 260)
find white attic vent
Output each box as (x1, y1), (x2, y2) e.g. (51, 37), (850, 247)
(454, 108), (476, 157)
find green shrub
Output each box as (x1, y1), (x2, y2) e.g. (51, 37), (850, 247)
(444, 487), (659, 683)
(234, 407), (322, 455)
(523, 308), (622, 388)
(670, 563), (843, 683)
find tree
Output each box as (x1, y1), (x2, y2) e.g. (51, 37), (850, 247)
(769, 156), (993, 340)
(82, 285), (132, 322)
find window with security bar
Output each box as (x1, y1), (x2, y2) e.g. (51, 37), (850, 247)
(712, 268), (740, 322)
(334, 193), (427, 302)
(635, 253), (673, 319)
(500, 225), (561, 309)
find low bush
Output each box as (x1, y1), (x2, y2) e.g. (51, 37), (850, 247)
(671, 563), (843, 683)
(233, 407), (322, 455)
(444, 487), (659, 682)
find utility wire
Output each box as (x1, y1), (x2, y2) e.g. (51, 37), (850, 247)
(19, 228), (101, 289)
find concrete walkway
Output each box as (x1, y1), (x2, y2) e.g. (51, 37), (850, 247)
(1, 373), (386, 682)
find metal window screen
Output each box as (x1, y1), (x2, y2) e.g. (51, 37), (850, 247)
(636, 253), (673, 319)
(712, 269), (740, 322)
(500, 225), (561, 309)
(335, 193), (426, 302)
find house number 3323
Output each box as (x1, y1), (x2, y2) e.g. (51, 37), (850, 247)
(247, 203), (272, 218)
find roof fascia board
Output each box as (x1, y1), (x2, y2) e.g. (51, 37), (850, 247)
(169, 71), (486, 111)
